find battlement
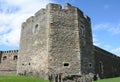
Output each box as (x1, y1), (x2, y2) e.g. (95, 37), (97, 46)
(22, 3), (90, 26)
(46, 3), (76, 10)
(26, 16), (34, 23)
(35, 9), (46, 17)
(1, 50), (18, 54)
(46, 3), (62, 10)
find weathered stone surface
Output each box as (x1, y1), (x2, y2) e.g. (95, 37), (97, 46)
(0, 50), (18, 75)
(17, 7), (49, 79)
(94, 46), (120, 79)
(17, 3), (94, 82)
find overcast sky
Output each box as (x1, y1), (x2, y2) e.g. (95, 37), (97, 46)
(0, 0), (120, 56)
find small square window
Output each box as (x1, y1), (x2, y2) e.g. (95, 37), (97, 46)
(3, 56), (7, 60)
(33, 24), (39, 34)
(80, 26), (85, 36)
(89, 63), (92, 68)
(13, 55), (18, 60)
(29, 63), (31, 65)
(64, 63), (69, 66)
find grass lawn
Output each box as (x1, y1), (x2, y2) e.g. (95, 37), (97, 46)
(1, 75), (120, 82)
(0, 75), (49, 82)
(95, 77), (120, 82)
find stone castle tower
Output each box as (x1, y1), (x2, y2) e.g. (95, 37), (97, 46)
(17, 3), (95, 81)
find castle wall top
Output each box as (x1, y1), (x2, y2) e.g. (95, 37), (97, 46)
(0, 50), (18, 54)
(46, 3), (62, 10)
(94, 45), (120, 59)
(22, 3), (91, 28)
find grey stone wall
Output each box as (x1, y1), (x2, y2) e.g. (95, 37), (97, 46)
(0, 50), (18, 75)
(17, 6), (49, 79)
(48, 3), (81, 75)
(77, 9), (95, 74)
(18, 3), (95, 82)
(94, 46), (120, 79)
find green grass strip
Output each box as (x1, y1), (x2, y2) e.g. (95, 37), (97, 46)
(95, 77), (120, 82)
(0, 75), (49, 82)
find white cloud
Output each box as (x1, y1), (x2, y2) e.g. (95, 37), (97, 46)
(93, 23), (120, 34)
(93, 23), (120, 56)
(104, 4), (110, 9)
(0, 0), (53, 48)
(0, 29), (20, 46)
(93, 23), (109, 31)
(112, 48), (120, 53)
(108, 24), (120, 34)
(93, 34), (100, 46)
(111, 48), (120, 56)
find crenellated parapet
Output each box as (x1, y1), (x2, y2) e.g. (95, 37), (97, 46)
(1, 50), (18, 53)
(0, 50), (18, 63)
(21, 3), (90, 29)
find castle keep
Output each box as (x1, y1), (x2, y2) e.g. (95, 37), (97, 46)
(0, 3), (120, 82)
(17, 3), (94, 81)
